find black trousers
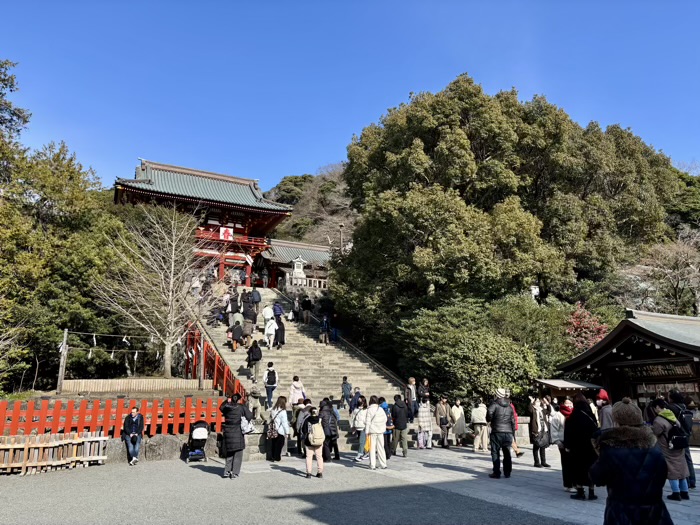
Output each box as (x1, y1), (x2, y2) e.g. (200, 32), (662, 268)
(490, 432), (513, 476)
(384, 433), (392, 460)
(270, 435), (285, 461)
(323, 437), (340, 460)
(533, 443), (547, 465)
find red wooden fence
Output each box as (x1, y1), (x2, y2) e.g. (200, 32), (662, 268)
(0, 398), (230, 438)
(184, 328), (245, 400)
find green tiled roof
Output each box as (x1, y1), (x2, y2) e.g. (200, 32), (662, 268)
(262, 239), (331, 266)
(117, 160), (291, 213)
(627, 310), (700, 348)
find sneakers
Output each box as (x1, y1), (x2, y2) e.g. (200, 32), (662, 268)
(541, 463), (551, 468)
(488, 472), (501, 479)
(129, 458), (138, 466)
(223, 471), (231, 479)
(317, 473), (323, 478)
(534, 463), (542, 468)
(516, 452), (525, 458)
(306, 473), (312, 479)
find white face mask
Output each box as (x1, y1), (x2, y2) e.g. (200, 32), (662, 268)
(596, 399), (603, 407)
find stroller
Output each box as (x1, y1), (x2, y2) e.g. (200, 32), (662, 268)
(186, 420), (209, 463)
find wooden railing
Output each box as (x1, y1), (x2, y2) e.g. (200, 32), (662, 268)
(0, 432), (107, 475)
(195, 230), (269, 247)
(0, 397), (228, 438)
(184, 326), (245, 400)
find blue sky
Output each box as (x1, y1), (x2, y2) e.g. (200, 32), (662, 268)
(2, 2), (699, 190)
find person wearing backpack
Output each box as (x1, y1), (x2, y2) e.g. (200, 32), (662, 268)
(262, 362), (278, 410)
(365, 395), (388, 470)
(246, 341), (263, 384)
(303, 407), (325, 478)
(250, 286), (262, 313)
(668, 389), (696, 489)
(390, 394), (409, 458)
(651, 398), (690, 501)
(268, 396), (290, 462)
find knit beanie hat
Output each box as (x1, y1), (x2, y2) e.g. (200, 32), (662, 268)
(611, 397), (643, 426)
(494, 388), (507, 399)
(597, 389), (610, 402)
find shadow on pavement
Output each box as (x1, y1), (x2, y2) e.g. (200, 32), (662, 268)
(266, 480), (569, 525)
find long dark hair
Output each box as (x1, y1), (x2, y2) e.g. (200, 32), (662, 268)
(359, 395), (367, 410)
(250, 340), (259, 349)
(369, 395), (379, 405)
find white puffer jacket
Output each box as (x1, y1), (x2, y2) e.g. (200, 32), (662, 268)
(351, 408), (367, 430)
(364, 404), (387, 434)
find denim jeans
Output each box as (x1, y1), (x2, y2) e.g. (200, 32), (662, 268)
(355, 430), (367, 459)
(265, 386), (276, 408)
(126, 435), (141, 459)
(669, 478), (689, 492)
(490, 432), (513, 476)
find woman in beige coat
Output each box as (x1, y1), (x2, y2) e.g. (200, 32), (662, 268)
(651, 398), (690, 501)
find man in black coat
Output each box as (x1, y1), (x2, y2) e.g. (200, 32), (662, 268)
(391, 395), (410, 457)
(486, 388), (515, 479)
(122, 406), (144, 465)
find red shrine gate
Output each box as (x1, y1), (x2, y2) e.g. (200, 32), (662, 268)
(115, 160), (291, 284)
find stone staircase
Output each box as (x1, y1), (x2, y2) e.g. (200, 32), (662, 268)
(202, 287), (405, 457)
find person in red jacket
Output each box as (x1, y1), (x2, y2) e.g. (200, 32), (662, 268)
(509, 398), (526, 458)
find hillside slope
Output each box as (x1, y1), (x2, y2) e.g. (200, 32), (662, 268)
(264, 163), (357, 246)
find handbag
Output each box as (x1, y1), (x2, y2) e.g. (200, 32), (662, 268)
(287, 311), (294, 321)
(536, 431), (550, 448)
(364, 434), (371, 453)
(439, 416), (449, 427)
(241, 415), (255, 435)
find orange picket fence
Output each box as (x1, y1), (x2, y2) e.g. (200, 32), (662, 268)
(0, 397), (229, 438)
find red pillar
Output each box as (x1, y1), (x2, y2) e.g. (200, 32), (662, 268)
(245, 264), (252, 287)
(219, 255), (225, 280)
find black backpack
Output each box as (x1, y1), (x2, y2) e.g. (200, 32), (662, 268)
(266, 369), (276, 386)
(662, 416), (690, 450)
(671, 403), (694, 434)
(251, 346), (263, 362)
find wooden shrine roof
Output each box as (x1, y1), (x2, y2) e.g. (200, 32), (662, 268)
(116, 160), (292, 214)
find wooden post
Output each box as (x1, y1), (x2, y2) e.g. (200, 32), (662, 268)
(245, 264), (252, 287)
(56, 329), (68, 395)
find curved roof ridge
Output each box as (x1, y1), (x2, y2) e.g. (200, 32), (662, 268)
(627, 309), (700, 324)
(141, 159), (257, 186)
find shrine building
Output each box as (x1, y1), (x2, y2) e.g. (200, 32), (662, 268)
(559, 309), (700, 411)
(114, 160), (329, 287)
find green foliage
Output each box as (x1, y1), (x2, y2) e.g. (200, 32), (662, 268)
(401, 303), (539, 399)
(489, 295), (574, 378)
(267, 174), (314, 205)
(332, 71), (697, 394)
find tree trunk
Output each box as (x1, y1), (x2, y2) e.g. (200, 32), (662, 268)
(163, 341), (173, 379)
